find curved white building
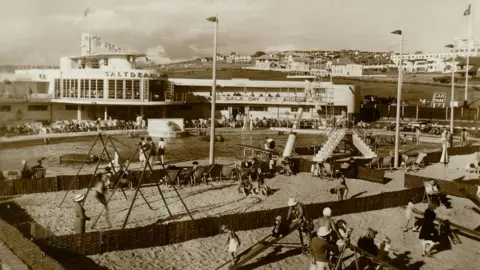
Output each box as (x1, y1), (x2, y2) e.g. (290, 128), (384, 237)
(0, 34), (360, 123)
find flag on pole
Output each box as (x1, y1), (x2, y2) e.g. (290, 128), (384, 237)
(206, 16), (218, 22)
(75, 7), (92, 25)
(464, 4), (471, 16)
(391, 30), (402, 35)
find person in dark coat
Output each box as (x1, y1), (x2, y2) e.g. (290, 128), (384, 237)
(272, 215), (289, 238)
(419, 203), (439, 257)
(73, 193), (89, 234)
(357, 228), (378, 256)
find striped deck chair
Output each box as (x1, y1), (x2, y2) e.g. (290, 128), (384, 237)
(407, 153), (428, 172)
(220, 165), (236, 181)
(379, 156), (393, 171)
(204, 164), (223, 183)
(402, 155), (417, 171)
(321, 162), (334, 180)
(191, 166), (206, 185)
(32, 168), (46, 180)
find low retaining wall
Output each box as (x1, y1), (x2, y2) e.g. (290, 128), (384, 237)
(0, 219), (64, 270)
(35, 187), (424, 256)
(404, 173), (479, 199)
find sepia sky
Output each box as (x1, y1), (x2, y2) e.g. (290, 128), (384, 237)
(0, 0), (477, 64)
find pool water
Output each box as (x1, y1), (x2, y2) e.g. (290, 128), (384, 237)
(0, 131), (441, 171)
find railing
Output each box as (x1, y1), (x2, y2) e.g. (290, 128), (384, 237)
(0, 93), (53, 101)
(353, 126), (376, 152)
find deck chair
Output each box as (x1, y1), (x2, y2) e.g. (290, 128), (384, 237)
(408, 153), (428, 172)
(164, 169), (181, 186)
(379, 156), (393, 171)
(220, 165), (236, 181)
(32, 168), (46, 180)
(204, 164), (223, 183)
(321, 162), (334, 180)
(402, 155), (416, 171)
(191, 166), (206, 185)
(366, 157), (380, 169)
(423, 179), (440, 203)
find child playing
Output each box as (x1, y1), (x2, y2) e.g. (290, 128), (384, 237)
(437, 219), (461, 251)
(404, 198), (420, 232)
(222, 225), (241, 265)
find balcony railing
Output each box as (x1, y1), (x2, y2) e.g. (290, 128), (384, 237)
(0, 93), (53, 101)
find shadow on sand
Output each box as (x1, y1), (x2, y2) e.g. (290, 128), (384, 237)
(238, 246), (303, 270)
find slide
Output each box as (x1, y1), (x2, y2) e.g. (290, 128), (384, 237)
(348, 244), (400, 270)
(214, 222), (301, 270)
(352, 132), (377, 158)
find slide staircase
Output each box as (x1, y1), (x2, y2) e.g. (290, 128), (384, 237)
(313, 128), (346, 162)
(352, 127), (377, 158)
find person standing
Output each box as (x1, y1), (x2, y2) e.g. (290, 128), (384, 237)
(460, 128), (469, 146)
(404, 198), (419, 232)
(419, 203), (440, 257)
(249, 115), (254, 130)
(415, 127), (421, 145)
(73, 193), (90, 234)
(158, 138), (166, 165)
(309, 226), (332, 270)
(94, 175), (112, 228)
(222, 225), (241, 266)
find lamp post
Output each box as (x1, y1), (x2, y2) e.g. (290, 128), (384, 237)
(445, 44), (456, 133)
(391, 29), (404, 168)
(207, 16), (218, 165)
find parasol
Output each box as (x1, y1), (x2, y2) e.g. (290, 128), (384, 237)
(440, 139), (449, 180)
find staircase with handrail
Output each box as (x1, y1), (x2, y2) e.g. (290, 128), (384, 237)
(352, 127), (377, 158)
(313, 128), (346, 162)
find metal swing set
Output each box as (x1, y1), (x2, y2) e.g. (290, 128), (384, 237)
(57, 133), (194, 230)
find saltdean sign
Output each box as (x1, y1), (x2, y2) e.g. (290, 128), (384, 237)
(104, 72), (159, 79)
(217, 96), (311, 103)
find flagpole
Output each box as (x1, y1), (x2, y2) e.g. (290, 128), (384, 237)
(209, 16), (218, 165)
(464, 6), (473, 107)
(87, 0), (92, 56)
(392, 30), (404, 168)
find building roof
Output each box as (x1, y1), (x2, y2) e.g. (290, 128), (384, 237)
(331, 58), (357, 66)
(169, 78), (337, 88)
(255, 55), (280, 61)
(68, 52), (146, 60)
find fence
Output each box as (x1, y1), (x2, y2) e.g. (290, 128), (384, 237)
(404, 173), (479, 199)
(359, 105), (480, 123)
(0, 168), (180, 197)
(34, 187), (424, 256)
(0, 219), (64, 270)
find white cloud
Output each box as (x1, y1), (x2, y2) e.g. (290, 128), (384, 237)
(49, 9), (132, 31)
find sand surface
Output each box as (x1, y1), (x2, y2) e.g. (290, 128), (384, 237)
(88, 201), (480, 270)
(13, 168), (407, 235)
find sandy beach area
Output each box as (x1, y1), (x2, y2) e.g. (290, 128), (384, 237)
(87, 199), (480, 270)
(13, 166), (407, 235)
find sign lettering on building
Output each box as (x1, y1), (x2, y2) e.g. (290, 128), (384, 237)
(215, 96), (317, 104)
(105, 72), (158, 79)
(39, 74), (47, 80)
(431, 92), (446, 108)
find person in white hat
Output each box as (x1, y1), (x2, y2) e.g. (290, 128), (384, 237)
(73, 193), (90, 234)
(318, 207), (339, 241)
(286, 198), (305, 223)
(309, 226), (332, 270)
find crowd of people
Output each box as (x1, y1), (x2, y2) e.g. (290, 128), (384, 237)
(0, 117), (145, 137)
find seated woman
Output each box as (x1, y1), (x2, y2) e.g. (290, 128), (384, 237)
(280, 157), (293, 176)
(238, 177), (253, 196)
(21, 160), (32, 179)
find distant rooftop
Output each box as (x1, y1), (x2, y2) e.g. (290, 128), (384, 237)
(69, 52), (146, 60)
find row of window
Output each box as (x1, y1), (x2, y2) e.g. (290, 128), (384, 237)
(54, 79), (104, 99)
(54, 79), (142, 100)
(107, 80), (141, 99)
(215, 106), (324, 112)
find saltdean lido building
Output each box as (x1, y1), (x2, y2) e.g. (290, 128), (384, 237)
(0, 33), (361, 124)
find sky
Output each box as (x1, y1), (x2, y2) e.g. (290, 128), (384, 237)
(0, 0), (478, 65)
